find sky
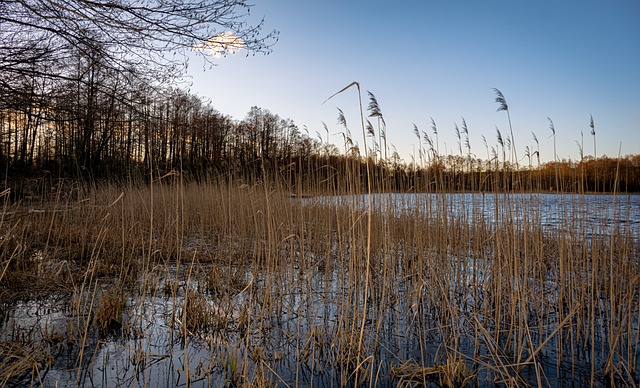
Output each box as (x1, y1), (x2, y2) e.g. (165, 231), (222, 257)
(186, 1), (640, 165)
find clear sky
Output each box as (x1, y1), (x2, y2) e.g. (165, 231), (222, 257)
(186, 1), (640, 164)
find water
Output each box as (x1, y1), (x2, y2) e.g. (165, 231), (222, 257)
(316, 192), (640, 236)
(2, 193), (639, 387)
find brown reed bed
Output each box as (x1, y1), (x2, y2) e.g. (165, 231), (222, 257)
(0, 174), (638, 386)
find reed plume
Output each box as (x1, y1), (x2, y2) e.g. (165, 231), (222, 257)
(493, 88), (518, 169)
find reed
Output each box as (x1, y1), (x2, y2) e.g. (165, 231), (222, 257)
(1, 97), (638, 386)
(0, 340), (55, 386)
(93, 281), (127, 333)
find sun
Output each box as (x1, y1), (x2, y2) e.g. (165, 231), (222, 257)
(193, 32), (245, 57)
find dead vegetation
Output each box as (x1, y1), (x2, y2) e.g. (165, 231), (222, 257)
(0, 175), (638, 386)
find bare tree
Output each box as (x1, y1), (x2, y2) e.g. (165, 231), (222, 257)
(1, 0), (278, 84)
(1, 0), (276, 175)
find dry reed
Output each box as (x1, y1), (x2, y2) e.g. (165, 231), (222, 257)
(0, 161), (638, 386)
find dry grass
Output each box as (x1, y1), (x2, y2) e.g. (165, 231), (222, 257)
(0, 340), (56, 386)
(178, 287), (215, 334)
(0, 173), (638, 386)
(93, 281), (127, 333)
(391, 357), (474, 387)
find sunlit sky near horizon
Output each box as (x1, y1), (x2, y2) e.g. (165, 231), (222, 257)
(186, 1), (639, 164)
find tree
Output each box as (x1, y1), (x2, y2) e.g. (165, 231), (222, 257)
(1, 0), (278, 86)
(1, 0), (276, 175)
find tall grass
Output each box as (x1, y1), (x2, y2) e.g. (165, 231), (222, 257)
(1, 97), (639, 386)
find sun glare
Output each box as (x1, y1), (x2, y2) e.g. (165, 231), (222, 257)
(193, 32), (245, 57)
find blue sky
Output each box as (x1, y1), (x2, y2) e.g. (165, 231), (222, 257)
(187, 1), (640, 164)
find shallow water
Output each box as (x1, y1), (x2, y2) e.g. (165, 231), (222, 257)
(2, 193), (639, 386)
(2, 266), (628, 387)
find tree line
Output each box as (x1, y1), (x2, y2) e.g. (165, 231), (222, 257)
(2, 68), (640, 195)
(2, 0), (639, 194)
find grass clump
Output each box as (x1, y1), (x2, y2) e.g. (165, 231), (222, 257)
(93, 281), (127, 334)
(179, 287), (215, 335)
(0, 340), (56, 386)
(391, 357), (474, 387)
